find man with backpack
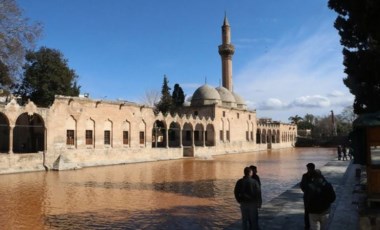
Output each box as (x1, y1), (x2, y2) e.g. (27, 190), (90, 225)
(300, 162), (316, 229)
(306, 169), (336, 230)
(234, 167), (261, 230)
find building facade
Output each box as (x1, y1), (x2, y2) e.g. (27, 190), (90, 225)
(0, 16), (297, 174)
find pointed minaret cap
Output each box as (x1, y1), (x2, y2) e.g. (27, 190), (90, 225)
(223, 12), (230, 26)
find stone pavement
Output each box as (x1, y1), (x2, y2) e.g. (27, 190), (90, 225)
(229, 158), (360, 229)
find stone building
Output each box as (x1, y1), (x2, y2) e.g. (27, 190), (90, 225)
(0, 16), (296, 174)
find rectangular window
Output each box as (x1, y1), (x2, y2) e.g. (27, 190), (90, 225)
(246, 131), (249, 141)
(66, 130), (75, 145)
(139, 131), (145, 144)
(220, 130), (224, 141)
(237, 113), (240, 119)
(249, 115), (251, 120)
(104, 130), (111, 145)
(251, 131), (254, 141)
(85, 130), (93, 145)
(223, 111), (226, 117)
(123, 131), (129, 145)
(226, 130), (230, 141)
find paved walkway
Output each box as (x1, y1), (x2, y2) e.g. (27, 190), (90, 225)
(229, 158), (360, 229)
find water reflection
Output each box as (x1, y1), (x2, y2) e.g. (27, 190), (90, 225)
(0, 148), (335, 229)
(75, 179), (220, 198)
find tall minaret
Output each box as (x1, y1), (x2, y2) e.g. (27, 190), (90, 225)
(218, 14), (235, 91)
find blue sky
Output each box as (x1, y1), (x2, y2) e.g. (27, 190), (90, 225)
(17, 0), (353, 122)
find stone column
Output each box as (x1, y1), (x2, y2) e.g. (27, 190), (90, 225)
(191, 130), (195, 147)
(8, 125), (14, 154)
(165, 129), (169, 148)
(179, 128), (183, 147)
(203, 130), (206, 147)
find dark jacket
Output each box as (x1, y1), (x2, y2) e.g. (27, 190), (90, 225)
(234, 176), (260, 205)
(306, 178), (336, 213)
(300, 172), (313, 195)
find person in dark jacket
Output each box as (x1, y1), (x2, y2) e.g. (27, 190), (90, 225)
(234, 167), (261, 230)
(249, 165), (262, 208)
(249, 165), (261, 186)
(300, 162), (315, 230)
(307, 169), (336, 230)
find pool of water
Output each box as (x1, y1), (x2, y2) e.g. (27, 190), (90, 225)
(0, 147), (335, 229)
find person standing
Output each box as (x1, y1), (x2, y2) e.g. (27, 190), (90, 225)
(300, 163), (315, 230)
(250, 165), (262, 208)
(250, 165), (262, 227)
(249, 165), (261, 186)
(234, 167), (261, 230)
(307, 170), (336, 230)
(342, 145), (348, 161)
(337, 145), (342, 160)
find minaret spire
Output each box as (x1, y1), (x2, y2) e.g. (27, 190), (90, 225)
(223, 11), (229, 26)
(218, 13), (235, 91)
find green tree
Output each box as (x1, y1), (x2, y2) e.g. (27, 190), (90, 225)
(298, 113), (316, 130)
(171, 83), (185, 108)
(17, 47), (80, 107)
(0, 0), (42, 80)
(155, 75), (172, 115)
(288, 115), (303, 125)
(328, 0), (380, 114)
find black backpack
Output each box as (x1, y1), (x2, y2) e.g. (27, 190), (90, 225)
(308, 179), (336, 212)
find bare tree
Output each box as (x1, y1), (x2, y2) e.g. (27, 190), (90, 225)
(139, 89), (160, 107)
(0, 0), (42, 80)
(340, 106), (357, 123)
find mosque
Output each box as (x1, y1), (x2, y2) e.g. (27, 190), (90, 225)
(0, 16), (297, 173)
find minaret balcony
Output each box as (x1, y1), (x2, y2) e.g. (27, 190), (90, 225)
(218, 44), (235, 56)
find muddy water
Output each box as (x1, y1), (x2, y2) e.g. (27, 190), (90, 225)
(0, 148), (335, 229)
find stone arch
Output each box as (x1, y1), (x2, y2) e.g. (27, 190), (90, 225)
(66, 116), (76, 147)
(122, 120), (131, 146)
(182, 122), (193, 147)
(152, 120), (166, 148)
(205, 123), (215, 146)
(261, 129), (267, 144)
(246, 122), (250, 141)
(226, 119), (231, 142)
(0, 112), (10, 153)
(251, 122), (255, 142)
(168, 122), (181, 147)
(220, 119), (225, 141)
(267, 129), (272, 143)
(256, 129), (261, 144)
(104, 119), (113, 146)
(85, 118), (95, 147)
(139, 120), (146, 146)
(13, 113), (45, 153)
(272, 129), (276, 143)
(194, 123), (204, 146)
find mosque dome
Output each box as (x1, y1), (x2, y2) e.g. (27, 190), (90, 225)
(191, 84), (221, 106)
(232, 92), (247, 109)
(215, 86), (237, 107)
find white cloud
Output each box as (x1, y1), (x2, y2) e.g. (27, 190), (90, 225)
(233, 22), (354, 121)
(257, 98), (289, 110)
(328, 90), (345, 97)
(291, 95), (330, 108)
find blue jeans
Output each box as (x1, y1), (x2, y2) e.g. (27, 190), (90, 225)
(240, 203), (259, 230)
